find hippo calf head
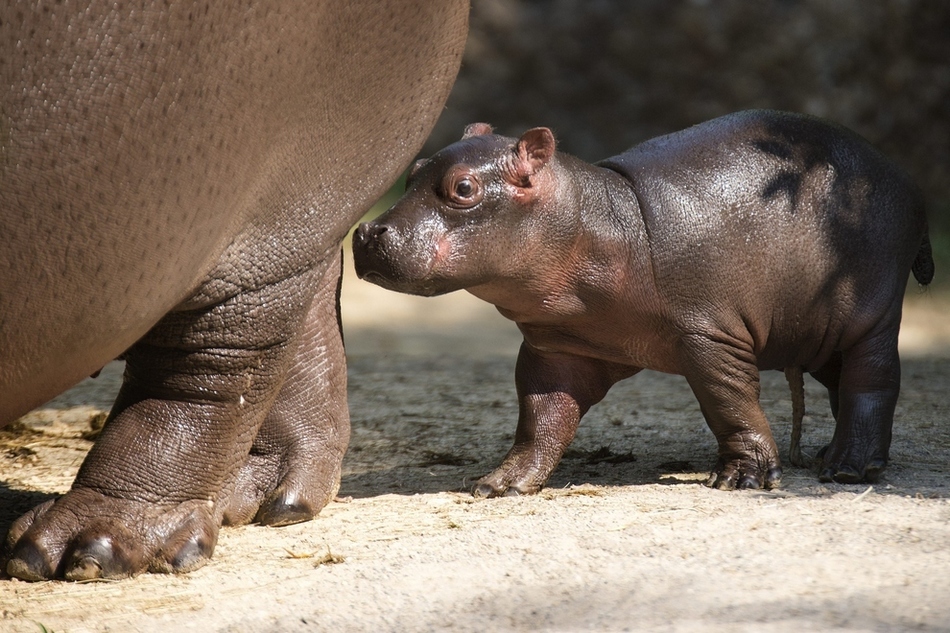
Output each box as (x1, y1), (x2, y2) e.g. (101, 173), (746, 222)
(352, 123), (558, 297)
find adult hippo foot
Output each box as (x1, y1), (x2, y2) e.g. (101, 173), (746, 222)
(220, 438), (346, 527)
(5, 489), (217, 581)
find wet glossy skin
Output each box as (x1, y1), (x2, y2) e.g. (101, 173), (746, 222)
(354, 112), (933, 497)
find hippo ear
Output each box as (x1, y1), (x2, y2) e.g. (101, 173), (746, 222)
(407, 158), (427, 183)
(462, 122), (494, 139)
(507, 127), (556, 186)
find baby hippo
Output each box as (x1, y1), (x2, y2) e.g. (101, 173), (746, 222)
(353, 110), (933, 496)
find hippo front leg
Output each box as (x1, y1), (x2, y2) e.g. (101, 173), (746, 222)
(473, 343), (636, 498)
(680, 334), (783, 490)
(5, 265), (328, 581)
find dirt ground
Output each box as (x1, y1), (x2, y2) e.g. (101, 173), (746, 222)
(2, 253), (949, 633)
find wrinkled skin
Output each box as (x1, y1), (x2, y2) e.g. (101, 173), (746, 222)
(353, 111), (934, 497)
(1, 1), (468, 580)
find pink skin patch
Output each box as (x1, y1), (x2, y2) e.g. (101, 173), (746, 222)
(431, 234), (453, 272)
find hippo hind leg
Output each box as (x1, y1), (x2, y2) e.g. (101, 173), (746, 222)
(809, 352), (842, 423)
(815, 326), (899, 484)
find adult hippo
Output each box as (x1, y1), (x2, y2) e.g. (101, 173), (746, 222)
(0, 1), (468, 580)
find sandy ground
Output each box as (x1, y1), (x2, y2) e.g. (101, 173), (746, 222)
(1, 253), (949, 633)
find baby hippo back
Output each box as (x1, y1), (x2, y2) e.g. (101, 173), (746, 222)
(598, 109), (929, 366)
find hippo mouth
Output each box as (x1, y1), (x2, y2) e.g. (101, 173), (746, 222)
(354, 268), (388, 286)
(352, 254), (401, 287)
(353, 252), (448, 297)
(357, 269), (450, 297)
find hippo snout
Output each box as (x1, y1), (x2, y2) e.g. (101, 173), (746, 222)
(354, 221), (388, 248)
(352, 221), (394, 282)
(351, 218), (456, 296)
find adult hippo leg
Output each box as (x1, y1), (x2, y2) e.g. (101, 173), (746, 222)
(6, 256), (331, 580)
(221, 251), (350, 527)
(680, 334), (783, 490)
(2, 1), (468, 580)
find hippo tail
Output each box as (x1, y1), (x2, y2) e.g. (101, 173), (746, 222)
(912, 232), (935, 286)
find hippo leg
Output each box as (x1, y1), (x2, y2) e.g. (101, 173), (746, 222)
(809, 352), (843, 422)
(817, 327), (899, 484)
(5, 264), (328, 581)
(808, 351), (841, 463)
(681, 335), (783, 490)
(221, 252), (349, 527)
(473, 343), (635, 498)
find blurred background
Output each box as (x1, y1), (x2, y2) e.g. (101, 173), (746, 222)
(398, 0), (950, 283)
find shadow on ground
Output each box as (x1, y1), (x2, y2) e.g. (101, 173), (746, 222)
(341, 352), (950, 501)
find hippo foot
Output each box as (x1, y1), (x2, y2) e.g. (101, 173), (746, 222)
(705, 457), (782, 491)
(221, 450), (342, 527)
(816, 444), (886, 484)
(472, 480), (536, 498)
(4, 489), (217, 581)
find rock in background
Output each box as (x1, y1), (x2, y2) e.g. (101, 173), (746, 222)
(425, 0), (950, 250)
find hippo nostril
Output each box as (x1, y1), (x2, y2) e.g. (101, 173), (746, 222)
(355, 222), (389, 246)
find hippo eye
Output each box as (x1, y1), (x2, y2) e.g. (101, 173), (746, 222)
(443, 166), (483, 208)
(455, 179), (474, 198)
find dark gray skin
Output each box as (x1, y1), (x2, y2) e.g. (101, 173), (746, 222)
(353, 111), (934, 497)
(1, 2), (468, 580)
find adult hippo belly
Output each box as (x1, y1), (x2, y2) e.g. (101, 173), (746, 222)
(0, 2), (468, 580)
